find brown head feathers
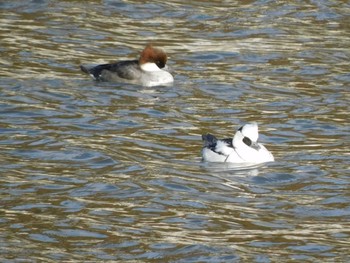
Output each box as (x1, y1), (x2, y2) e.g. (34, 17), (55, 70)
(139, 44), (168, 69)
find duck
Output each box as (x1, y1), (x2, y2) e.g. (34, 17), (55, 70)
(80, 44), (174, 87)
(202, 122), (274, 164)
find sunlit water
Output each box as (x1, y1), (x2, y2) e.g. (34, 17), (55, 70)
(1, 0), (349, 262)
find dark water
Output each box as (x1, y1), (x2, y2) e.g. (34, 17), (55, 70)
(1, 0), (349, 262)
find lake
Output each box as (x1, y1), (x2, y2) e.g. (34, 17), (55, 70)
(0, 0), (349, 262)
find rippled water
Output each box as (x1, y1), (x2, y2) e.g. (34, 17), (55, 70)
(1, 0), (349, 262)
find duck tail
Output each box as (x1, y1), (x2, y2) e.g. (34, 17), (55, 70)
(202, 133), (217, 147)
(80, 65), (90, 74)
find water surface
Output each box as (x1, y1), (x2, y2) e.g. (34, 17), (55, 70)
(0, 0), (349, 262)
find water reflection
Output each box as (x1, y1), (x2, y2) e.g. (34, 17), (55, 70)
(1, 0), (349, 262)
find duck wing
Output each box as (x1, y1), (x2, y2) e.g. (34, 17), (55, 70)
(80, 60), (140, 80)
(202, 134), (233, 156)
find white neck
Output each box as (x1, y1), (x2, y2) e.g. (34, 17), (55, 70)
(140, 62), (162, 72)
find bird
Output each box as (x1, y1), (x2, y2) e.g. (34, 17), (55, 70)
(80, 44), (174, 87)
(201, 122), (274, 164)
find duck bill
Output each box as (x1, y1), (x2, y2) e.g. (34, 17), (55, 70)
(251, 142), (261, 150)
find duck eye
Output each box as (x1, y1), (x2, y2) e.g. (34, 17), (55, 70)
(156, 60), (165, 68)
(243, 137), (252, 146)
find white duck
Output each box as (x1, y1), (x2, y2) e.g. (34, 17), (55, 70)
(202, 122), (274, 164)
